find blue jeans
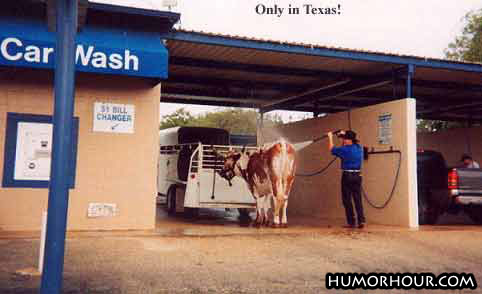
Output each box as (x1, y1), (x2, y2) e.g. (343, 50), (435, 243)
(341, 172), (365, 225)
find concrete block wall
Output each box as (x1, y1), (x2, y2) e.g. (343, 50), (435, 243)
(260, 99), (418, 227)
(0, 70), (160, 231)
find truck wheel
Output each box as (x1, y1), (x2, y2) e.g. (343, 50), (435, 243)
(167, 187), (177, 216)
(184, 207), (199, 219)
(465, 206), (482, 224)
(418, 192), (439, 225)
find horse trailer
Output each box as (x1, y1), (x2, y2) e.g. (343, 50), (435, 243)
(157, 127), (257, 216)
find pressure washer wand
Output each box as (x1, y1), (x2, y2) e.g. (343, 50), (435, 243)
(292, 129), (342, 151)
(312, 129), (343, 143)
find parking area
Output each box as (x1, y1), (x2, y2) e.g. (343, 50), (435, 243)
(1, 206), (481, 294)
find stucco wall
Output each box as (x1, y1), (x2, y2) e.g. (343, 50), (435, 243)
(0, 70), (159, 231)
(418, 126), (482, 167)
(260, 99), (418, 227)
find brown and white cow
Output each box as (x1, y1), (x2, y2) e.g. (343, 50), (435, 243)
(217, 139), (296, 227)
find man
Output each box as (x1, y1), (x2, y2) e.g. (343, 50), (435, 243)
(461, 154), (480, 168)
(328, 130), (365, 229)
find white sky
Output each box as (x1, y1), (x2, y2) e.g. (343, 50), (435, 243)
(94, 0), (482, 121)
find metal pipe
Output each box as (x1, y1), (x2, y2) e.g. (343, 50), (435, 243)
(40, 1), (78, 293)
(406, 64), (415, 98)
(161, 93), (266, 106)
(261, 78), (352, 111)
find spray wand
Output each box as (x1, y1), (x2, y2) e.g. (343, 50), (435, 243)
(292, 129), (343, 151)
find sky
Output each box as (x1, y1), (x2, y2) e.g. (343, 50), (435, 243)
(94, 0), (482, 121)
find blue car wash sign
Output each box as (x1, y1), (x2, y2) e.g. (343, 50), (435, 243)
(0, 17), (168, 78)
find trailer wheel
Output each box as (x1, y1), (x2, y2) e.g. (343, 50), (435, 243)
(465, 206), (482, 224)
(167, 187), (177, 216)
(238, 208), (252, 224)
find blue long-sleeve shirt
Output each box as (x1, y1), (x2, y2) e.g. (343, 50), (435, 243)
(331, 144), (363, 170)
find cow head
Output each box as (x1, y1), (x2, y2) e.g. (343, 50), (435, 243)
(214, 147), (250, 186)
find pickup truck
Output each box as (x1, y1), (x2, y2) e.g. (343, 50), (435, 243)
(417, 150), (482, 225)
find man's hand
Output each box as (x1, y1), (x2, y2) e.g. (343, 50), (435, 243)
(327, 131), (333, 139)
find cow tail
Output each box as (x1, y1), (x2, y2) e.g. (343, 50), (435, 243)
(281, 139), (289, 200)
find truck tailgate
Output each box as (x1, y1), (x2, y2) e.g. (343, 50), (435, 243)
(456, 168), (482, 195)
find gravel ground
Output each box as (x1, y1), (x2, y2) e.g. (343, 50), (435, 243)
(1, 210), (482, 293)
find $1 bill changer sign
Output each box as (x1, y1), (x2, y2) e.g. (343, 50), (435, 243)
(93, 102), (135, 134)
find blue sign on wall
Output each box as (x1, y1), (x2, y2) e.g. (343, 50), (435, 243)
(0, 17), (168, 78)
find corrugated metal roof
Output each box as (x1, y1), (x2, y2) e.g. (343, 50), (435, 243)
(170, 29), (482, 69)
(162, 29), (482, 122)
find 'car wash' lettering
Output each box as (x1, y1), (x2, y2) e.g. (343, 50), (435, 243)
(0, 37), (139, 71)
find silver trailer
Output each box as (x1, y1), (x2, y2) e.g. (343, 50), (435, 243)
(157, 127), (256, 216)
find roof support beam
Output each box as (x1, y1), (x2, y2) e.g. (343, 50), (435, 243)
(41, 0), (78, 293)
(406, 64), (415, 98)
(161, 93), (319, 112)
(418, 101), (482, 115)
(261, 77), (392, 113)
(166, 31), (482, 73)
(166, 75), (307, 92)
(170, 56), (344, 78)
(161, 92), (266, 106)
(260, 79), (351, 112)
(171, 57), (481, 92)
(419, 114), (482, 122)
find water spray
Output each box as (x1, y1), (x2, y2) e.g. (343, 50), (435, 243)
(292, 129), (342, 151)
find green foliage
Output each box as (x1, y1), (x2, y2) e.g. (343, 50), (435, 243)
(159, 108), (283, 135)
(159, 108), (195, 130)
(419, 9), (482, 132)
(445, 9), (482, 62)
(417, 119), (465, 133)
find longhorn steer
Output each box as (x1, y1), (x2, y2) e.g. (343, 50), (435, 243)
(217, 140), (297, 227)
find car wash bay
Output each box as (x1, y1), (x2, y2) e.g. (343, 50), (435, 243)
(162, 30), (482, 228)
(0, 2), (481, 233)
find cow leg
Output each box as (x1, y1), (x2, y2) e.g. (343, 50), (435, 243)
(254, 197), (263, 228)
(272, 197), (284, 228)
(281, 200), (289, 228)
(262, 196), (271, 227)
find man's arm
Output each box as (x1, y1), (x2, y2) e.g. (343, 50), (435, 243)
(328, 132), (334, 152)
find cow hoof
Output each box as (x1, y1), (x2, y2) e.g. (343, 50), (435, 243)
(271, 223), (280, 228)
(281, 223), (288, 228)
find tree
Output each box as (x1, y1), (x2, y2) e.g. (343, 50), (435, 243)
(418, 9), (482, 133)
(417, 119), (465, 133)
(159, 108), (283, 135)
(159, 108), (194, 130)
(445, 9), (482, 62)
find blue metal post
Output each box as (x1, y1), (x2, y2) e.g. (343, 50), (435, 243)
(40, 0), (78, 293)
(406, 64), (415, 98)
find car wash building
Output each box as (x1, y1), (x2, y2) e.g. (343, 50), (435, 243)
(1, 1), (481, 231)
(161, 31), (481, 229)
(0, 1), (179, 231)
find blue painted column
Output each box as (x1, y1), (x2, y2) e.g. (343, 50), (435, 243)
(40, 0), (78, 293)
(406, 64), (415, 98)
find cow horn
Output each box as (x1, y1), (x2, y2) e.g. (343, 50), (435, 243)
(241, 146), (246, 153)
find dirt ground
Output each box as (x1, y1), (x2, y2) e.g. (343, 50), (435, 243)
(1, 207), (482, 294)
